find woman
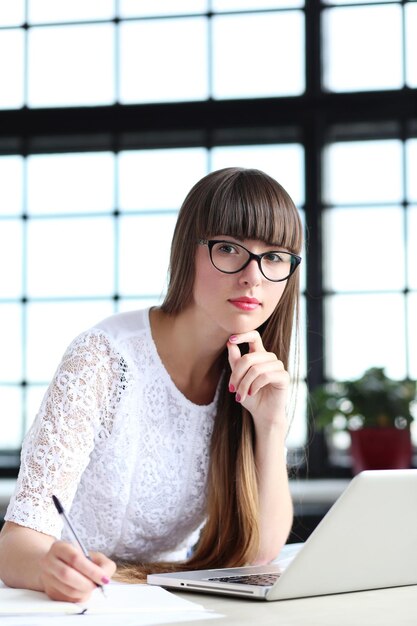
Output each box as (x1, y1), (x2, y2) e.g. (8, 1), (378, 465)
(0, 167), (302, 602)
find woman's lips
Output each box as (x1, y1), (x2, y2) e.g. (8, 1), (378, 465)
(229, 297), (261, 311)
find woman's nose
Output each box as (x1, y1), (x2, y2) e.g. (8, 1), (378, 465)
(238, 259), (263, 286)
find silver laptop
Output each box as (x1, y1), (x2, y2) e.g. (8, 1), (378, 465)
(148, 469), (417, 601)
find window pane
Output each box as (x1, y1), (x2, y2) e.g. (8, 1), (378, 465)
(325, 294), (406, 380)
(28, 152), (115, 215)
(26, 300), (114, 383)
(28, 0), (115, 23)
(119, 0), (208, 16)
(323, 140), (403, 205)
(28, 24), (115, 107)
(0, 156), (23, 215)
(406, 139), (417, 201)
(27, 217), (115, 297)
(0, 304), (22, 382)
(212, 11), (304, 98)
(408, 207), (417, 289)
(0, 220), (23, 298)
(118, 214), (177, 296)
(0, 29), (24, 109)
(406, 3), (417, 87)
(323, 207), (405, 291)
(118, 148), (207, 210)
(119, 18), (208, 104)
(0, 387), (22, 448)
(323, 5), (403, 92)
(213, 0), (303, 10)
(409, 293), (417, 379)
(211, 143), (305, 206)
(0, 1), (25, 26)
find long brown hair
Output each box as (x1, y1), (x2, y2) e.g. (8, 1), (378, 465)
(116, 167), (303, 582)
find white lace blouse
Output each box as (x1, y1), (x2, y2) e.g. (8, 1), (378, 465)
(6, 309), (219, 562)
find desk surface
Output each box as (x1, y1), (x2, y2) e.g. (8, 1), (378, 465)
(173, 585), (417, 626)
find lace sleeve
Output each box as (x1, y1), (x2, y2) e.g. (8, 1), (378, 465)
(5, 330), (126, 537)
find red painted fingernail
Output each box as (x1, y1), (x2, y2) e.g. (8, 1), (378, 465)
(235, 393), (241, 403)
(229, 335), (238, 342)
(101, 576), (110, 584)
(229, 384), (235, 393)
(248, 388), (251, 396)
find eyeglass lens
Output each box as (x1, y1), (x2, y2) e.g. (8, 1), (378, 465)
(210, 241), (297, 281)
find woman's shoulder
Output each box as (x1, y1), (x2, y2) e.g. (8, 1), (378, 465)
(90, 308), (150, 343)
(60, 308), (151, 366)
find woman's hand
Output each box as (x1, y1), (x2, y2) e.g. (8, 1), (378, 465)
(39, 540), (116, 603)
(227, 331), (289, 432)
(227, 331), (293, 562)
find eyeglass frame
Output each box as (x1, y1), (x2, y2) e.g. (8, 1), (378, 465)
(197, 239), (302, 283)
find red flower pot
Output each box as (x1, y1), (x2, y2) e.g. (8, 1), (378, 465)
(349, 427), (412, 475)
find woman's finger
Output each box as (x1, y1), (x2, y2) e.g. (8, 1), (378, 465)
(227, 339), (242, 372)
(234, 359), (287, 403)
(62, 549), (112, 587)
(228, 331), (265, 353)
(228, 349), (278, 391)
(244, 363), (289, 400)
(89, 551), (117, 579)
(227, 330), (268, 385)
(41, 541), (114, 603)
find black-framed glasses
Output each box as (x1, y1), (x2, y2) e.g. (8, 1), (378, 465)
(198, 239), (301, 283)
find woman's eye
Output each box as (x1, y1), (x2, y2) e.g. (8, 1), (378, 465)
(218, 244), (238, 254)
(264, 252), (282, 263)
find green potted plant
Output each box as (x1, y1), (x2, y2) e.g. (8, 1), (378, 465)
(311, 367), (416, 474)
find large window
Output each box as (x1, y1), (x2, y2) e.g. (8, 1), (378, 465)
(0, 0), (416, 475)
(323, 138), (415, 381)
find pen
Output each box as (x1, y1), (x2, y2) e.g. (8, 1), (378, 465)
(52, 494), (106, 596)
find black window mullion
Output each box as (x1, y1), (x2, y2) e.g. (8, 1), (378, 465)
(303, 0), (329, 475)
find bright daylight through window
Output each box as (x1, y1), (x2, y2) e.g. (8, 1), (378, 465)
(0, 0), (416, 474)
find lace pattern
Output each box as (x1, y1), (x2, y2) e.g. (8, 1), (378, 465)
(6, 310), (217, 562)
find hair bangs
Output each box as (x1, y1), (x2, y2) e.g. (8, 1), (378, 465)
(198, 169), (302, 254)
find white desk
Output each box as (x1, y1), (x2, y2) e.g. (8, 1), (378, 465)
(173, 585), (417, 626)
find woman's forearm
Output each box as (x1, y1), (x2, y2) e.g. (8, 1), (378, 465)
(0, 521), (116, 602)
(253, 422), (293, 565)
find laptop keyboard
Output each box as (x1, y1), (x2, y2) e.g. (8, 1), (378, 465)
(207, 573), (280, 586)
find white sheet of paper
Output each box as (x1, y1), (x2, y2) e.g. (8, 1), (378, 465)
(0, 609), (222, 626)
(0, 583), (221, 619)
